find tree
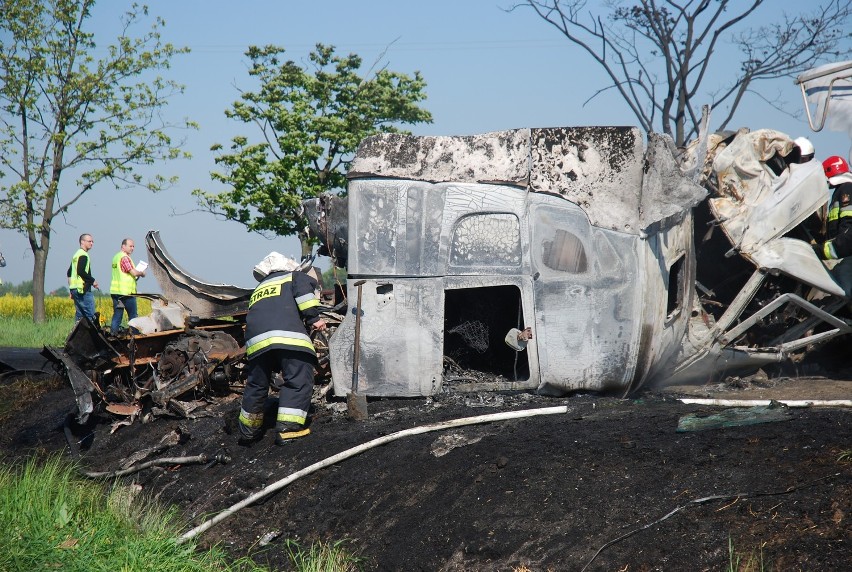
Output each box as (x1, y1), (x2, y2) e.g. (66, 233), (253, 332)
(514, 0), (852, 146)
(194, 43), (432, 256)
(0, 279), (34, 296)
(0, 0), (194, 322)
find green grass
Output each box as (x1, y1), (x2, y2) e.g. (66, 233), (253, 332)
(728, 536), (766, 572)
(0, 293), (151, 347)
(0, 456), (365, 572)
(285, 538), (365, 572)
(0, 317), (74, 347)
(0, 455), (267, 572)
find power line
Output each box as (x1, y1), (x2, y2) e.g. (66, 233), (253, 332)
(177, 39), (570, 54)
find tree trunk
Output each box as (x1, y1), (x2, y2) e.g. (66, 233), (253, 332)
(32, 246), (48, 323)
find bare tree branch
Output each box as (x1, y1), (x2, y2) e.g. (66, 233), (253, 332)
(512, 0), (852, 146)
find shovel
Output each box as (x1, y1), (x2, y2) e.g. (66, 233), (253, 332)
(347, 280), (369, 420)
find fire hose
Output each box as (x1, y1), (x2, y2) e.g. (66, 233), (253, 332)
(179, 405), (569, 543)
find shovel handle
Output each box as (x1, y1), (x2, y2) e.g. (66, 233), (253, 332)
(352, 280), (366, 392)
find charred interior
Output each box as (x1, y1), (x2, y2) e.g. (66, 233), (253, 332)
(693, 198), (757, 319)
(692, 147), (840, 351)
(443, 285), (530, 381)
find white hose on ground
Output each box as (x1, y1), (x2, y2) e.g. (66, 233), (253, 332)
(179, 405), (569, 543)
(679, 398), (852, 407)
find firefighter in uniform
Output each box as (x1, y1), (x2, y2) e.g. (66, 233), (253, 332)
(238, 253), (327, 444)
(815, 156), (852, 298)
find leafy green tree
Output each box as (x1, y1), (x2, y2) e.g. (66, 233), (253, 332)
(16, 281), (34, 296)
(514, 0), (852, 146)
(195, 43), (432, 255)
(321, 265), (347, 290)
(0, 0), (194, 322)
(51, 285), (70, 297)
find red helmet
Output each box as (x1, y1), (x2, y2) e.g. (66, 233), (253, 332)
(823, 155), (850, 179)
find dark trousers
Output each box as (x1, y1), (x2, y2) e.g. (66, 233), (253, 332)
(238, 349), (315, 439)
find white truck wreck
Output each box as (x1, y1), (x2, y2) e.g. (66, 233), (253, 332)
(43, 122), (852, 423)
(304, 125), (850, 399)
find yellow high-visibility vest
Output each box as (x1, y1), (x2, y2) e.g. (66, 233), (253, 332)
(110, 251), (136, 295)
(69, 249), (89, 290)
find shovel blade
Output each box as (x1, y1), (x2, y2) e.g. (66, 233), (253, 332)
(347, 391), (368, 421)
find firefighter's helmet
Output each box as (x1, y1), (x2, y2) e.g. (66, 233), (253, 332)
(823, 155), (850, 179)
(794, 137), (814, 161)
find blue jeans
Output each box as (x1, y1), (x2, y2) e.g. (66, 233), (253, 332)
(71, 288), (95, 322)
(110, 294), (138, 333)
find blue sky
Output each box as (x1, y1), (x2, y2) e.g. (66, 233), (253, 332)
(1, 0), (850, 292)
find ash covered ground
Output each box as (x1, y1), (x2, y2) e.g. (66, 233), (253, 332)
(1, 348), (850, 571)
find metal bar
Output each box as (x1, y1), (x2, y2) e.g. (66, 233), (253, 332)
(714, 270), (766, 334)
(768, 299), (846, 346)
(777, 328), (845, 353)
(351, 280), (366, 394)
(448, 380), (540, 393)
(720, 293), (852, 345)
(795, 64), (852, 132)
(795, 61), (852, 85)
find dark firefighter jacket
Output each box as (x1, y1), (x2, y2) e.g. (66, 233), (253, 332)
(244, 270), (321, 360)
(816, 181), (852, 260)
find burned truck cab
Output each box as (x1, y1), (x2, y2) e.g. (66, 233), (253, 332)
(313, 127), (709, 398)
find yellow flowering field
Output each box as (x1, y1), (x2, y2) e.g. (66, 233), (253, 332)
(0, 294), (152, 321)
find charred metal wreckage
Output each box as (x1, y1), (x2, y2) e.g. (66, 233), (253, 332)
(43, 121), (852, 425)
(304, 124), (851, 399)
(42, 231), (338, 424)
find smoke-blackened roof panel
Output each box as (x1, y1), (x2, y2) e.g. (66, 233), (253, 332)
(350, 126), (656, 233)
(529, 126), (645, 232)
(349, 129), (531, 186)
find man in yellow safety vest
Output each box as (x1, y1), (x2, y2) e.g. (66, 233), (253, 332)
(67, 234), (99, 322)
(109, 238), (146, 334)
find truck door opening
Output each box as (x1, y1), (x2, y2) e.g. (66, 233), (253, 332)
(443, 285), (530, 382)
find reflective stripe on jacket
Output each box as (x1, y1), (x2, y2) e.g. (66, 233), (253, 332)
(244, 270), (321, 359)
(823, 181), (852, 260)
(110, 252), (136, 295)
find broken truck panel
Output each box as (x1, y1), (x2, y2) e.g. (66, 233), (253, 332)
(144, 230), (252, 319)
(663, 127), (852, 385)
(46, 124), (852, 421)
(795, 60), (852, 133)
(302, 193), (350, 268)
(306, 125), (852, 398)
(708, 129), (842, 296)
(42, 317), (121, 423)
(42, 346), (97, 423)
